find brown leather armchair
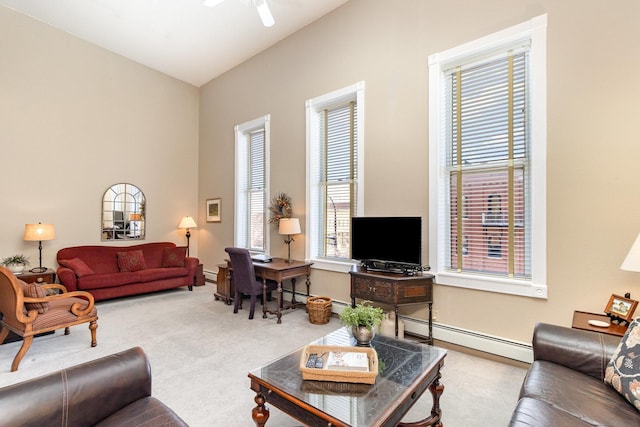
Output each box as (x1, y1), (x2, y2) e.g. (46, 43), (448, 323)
(0, 266), (98, 371)
(0, 346), (188, 426)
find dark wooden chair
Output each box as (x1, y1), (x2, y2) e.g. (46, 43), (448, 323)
(225, 247), (278, 319)
(0, 266), (98, 371)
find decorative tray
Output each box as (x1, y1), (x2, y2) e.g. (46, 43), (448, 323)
(299, 344), (378, 384)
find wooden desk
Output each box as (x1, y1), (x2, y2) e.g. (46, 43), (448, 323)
(571, 310), (628, 337)
(350, 266), (435, 343)
(216, 258), (313, 324)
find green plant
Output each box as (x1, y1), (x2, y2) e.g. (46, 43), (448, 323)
(339, 301), (384, 331)
(1, 254), (30, 266)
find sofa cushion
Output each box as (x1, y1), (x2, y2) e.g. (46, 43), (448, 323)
(59, 257), (95, 277)
(95, 396), (188, 427)
(522, 360), (639, 425)
(509, 397), (592, 427)
(20, 281), (49, 314)
(137, 268), (189, 283)
(161, 246), (187, 268)
(117, 250), (147, 272)
(77, 272), (141, 290)
(605, 318), (640, 412)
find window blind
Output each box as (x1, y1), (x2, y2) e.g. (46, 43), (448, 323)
(444, 50), (531, 278)
(316, 102), (358, 259)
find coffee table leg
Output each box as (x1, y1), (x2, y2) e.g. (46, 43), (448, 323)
(398, 372), (444, 427)
(252, 392), (270, 426)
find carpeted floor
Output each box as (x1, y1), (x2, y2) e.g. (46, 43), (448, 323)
(0, 286), (526, 426)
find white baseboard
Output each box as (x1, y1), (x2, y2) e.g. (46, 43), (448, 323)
(325, 297), (533, 364)
(204, 269), (217, 282)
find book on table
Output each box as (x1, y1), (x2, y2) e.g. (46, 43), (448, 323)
(325, 351), (370, 372)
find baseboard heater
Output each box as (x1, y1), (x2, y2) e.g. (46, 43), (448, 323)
(327, 298), (533, 364)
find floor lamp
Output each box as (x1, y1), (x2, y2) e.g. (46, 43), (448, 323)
(278, 218), (301, 263)
(178, 216), (198, 256)
(24, 223), (56, 273)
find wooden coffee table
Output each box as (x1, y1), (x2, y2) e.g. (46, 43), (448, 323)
(248, 328), (446, 426)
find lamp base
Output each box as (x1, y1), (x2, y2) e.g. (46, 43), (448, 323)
(30, 266), (47, 273)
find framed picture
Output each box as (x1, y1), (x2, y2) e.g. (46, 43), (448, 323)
(206, 198), (221, 223)
(604, 294), (638, 323)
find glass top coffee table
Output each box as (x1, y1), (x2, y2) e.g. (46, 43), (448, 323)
(248, 328), (446, 426)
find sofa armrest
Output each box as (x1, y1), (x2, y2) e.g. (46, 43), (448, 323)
(0, 347), (152, 426)
(533, 322), (621, 381)
(185, 256), (199, 277)
(56, 266), (78, 291)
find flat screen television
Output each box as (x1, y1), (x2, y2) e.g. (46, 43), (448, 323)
(351, 216), (422, 271)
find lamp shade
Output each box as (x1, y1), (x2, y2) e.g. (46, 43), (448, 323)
(279, 218), (301, 235)
(178, 216), (198, 229)
(621, 232), (640, 272)
(23, 223), (56, 241)
(129, 213), (142, 221)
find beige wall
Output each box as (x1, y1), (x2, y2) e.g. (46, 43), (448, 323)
(199, 0), (640, 343)
(0, 7), (200, 267)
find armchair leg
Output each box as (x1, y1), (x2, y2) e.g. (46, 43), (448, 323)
(11, 336), (33, 372)
(64, 327), (70, 335)
(89, 320), (98, 347)
(0, 326), (8, 345)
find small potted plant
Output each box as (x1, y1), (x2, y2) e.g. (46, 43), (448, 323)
(1, 254), (30, 274)
(339, 301), (385, 346)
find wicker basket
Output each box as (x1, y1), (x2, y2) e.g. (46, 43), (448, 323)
(307, 296), (333, 324)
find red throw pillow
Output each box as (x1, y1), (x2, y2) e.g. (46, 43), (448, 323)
(20, 280), (49, 314)
(59, 258), (95, 277)
(162, 247), (187, 268)
(117, 250), (147, 272)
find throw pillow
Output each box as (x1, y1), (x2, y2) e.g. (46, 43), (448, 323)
(162, 246), (187, 268)
(604, 317), (640, 412)
(20, 281), (49, 314)
(59, 257), (95, 277)
(116, 250), (147, 272)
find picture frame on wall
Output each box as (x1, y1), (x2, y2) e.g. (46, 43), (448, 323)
(206, 198), (221, 223)
(604, 294), (638, 323)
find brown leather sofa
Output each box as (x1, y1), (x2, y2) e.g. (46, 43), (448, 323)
(509, 322), (639, 426)
(0, 347), (188, 427)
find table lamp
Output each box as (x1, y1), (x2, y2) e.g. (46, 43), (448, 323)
(278, 218), (301, 263)
(24, 223), (56, 273)
(178, 216), (198, 256)
(621, 232), (640, 272)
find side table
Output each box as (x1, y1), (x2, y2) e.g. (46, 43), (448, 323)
(15, 268), (57, 285)
(571, 310), (628, 337)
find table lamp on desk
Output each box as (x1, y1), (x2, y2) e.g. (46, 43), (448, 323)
(279, 218), (301, 263)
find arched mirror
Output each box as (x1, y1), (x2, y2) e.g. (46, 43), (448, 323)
(102, 183), (146, 241)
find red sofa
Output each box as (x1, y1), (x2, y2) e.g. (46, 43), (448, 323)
(56, 242), (199, 301)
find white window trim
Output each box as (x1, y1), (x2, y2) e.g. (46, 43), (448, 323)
(234, 114), (271, 253)
(428, 15), (547, 299)
(306, 81), (365, 273)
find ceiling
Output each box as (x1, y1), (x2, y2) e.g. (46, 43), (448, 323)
(0, 0), (349, 87)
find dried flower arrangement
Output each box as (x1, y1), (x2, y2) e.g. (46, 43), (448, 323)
(269, 192), (292, 225)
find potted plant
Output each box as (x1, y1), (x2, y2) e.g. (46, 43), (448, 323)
(1, 254), (30, 274)
(339, 301), (385, 345)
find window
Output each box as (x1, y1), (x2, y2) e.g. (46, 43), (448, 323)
(235, 115), (270, 252)
(429, 15), (547, 298)
(306, 82), (365, 271)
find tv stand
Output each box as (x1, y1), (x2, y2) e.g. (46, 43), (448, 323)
(349, 266), (434, 343)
